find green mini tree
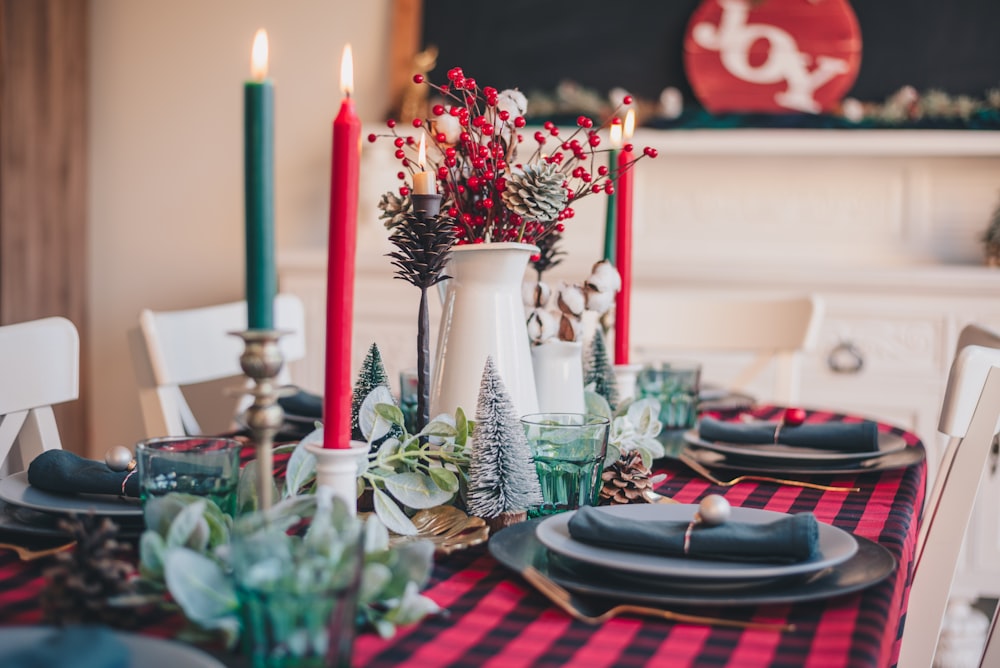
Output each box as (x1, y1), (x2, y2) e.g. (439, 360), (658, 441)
(466, 356), (542, 532)
(351, 343), (392, 442)
(585, 328), (619, 409)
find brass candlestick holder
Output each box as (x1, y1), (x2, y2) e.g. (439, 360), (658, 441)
(232, 329), (288, 511)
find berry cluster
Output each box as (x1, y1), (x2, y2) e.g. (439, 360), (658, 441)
(371, 67), (657, 253)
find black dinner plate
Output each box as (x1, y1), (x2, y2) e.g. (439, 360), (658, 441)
(490, 518), (896, 607)
(680, 441), (926, 476)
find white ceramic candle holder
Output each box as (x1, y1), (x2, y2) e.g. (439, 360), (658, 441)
(305, 440), (368, 515)
(614, 363), (644, 403)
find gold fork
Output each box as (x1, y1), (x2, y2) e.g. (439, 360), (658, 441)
(522, 566), (794, 631)
(680, 451), (860, 493)
(0, 540), (74, 561)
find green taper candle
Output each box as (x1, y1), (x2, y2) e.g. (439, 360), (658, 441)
(603, 146), (619, 262)
(244, 29), (276, 330)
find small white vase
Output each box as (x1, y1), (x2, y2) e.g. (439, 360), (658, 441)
(431, 242), (540, 418)
(531, 340), (586, 414)
(614, 363), (644, 403)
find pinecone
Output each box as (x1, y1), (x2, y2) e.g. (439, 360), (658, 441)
(387, 211), (455, 289)
(42, 514), (138, 628)
(501, 162), (567, 222)
(378, 191), (412, 230)
(600, 451), (655, 505)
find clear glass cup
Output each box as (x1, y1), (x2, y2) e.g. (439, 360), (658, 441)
(521, 413), (610, 518)
(636, 362), (702, 430)
(232, 506), (365, 668)
(135, 436), (242, 516)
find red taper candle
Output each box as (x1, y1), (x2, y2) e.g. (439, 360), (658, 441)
(613, 109), (635, 365)
(323, 44), (361, 449)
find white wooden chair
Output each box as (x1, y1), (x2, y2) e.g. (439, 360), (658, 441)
(628, 293), (824, 405)
(897, 340), (1000, 667)
(0, 317), (79, 475)
(129, 295), (307, 438)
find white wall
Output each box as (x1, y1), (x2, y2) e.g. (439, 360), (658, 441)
(88, 0), (392, 454)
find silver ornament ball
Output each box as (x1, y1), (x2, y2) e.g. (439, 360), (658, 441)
(697, 494), (732, 527)
(105, 445), (134, 472)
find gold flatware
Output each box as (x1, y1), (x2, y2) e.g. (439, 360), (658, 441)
(0, 540), (75, 561)
(522, 565), (794, 631)
(381, 506), (490, 555)
(679, 450), (860, 493)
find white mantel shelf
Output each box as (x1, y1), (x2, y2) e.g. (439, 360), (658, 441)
(631, 128), (1000, 157)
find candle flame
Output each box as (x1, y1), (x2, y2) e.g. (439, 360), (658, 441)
(250, 29), (269, 81)
(624, 109), (635, 140)
(418, 134), (426, 169)
(609, 120), (623, 149)
(340, 44), (354, 97)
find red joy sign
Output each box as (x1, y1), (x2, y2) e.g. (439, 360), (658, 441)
(683, 0), (862, 115)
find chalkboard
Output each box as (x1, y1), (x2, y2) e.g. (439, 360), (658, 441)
(420, 0), (1000, 127)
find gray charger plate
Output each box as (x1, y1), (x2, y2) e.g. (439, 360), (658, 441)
(681, 441), (926, 475)
(536, 504), (858, 581)
(0, 471), (143, 518)
(0, 627), (224, 668)
(490, 518), (896, 607)
(684, 429), (907, 463)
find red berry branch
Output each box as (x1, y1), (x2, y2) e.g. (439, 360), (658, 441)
(372, 67), (657, 253)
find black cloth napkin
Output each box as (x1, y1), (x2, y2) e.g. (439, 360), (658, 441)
(698, 416), (880, 453)
(0, 625), (129, 668)
(28, 450), (139, 498)
(279, 388), (323, 419)
(27, 450), (225, 499)
(567, 506), (819, 564)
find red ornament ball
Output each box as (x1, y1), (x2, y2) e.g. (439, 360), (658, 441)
(412, 74), (424, 84)
(623, 95), (633, 105)
(783, 408), (807, 427)
(367, 133), (377, 143)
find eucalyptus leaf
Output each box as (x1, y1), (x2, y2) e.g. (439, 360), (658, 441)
(384, 471), (453, 509)
(163, 548), (240, 626)
(360, 388), (397, 442)
(363, 514), (391, 553)
(374, 401), (405, 427)
(584, 389), (613, 420)
(237, 459), (259, 514)
(359, 562), (393, 603)
(284, 439), (317, 498)
(371, 486), (418, 536)
(455, 407), (469, 445)
(420, 421), (457, 438)
(381, 541), (434, 598)
(603, 443), (622, 468)
(375, 437), (402, 467)
(166, 499), (208, 551)
(428, 466), (459, 493)
(139, 530), (166, 580)
(383, 581), (441, 626)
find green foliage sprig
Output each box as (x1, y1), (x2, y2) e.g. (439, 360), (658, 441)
(585, 390), (666, 468)
(357, 386), (472, 536)
(135, 493), (439, 649)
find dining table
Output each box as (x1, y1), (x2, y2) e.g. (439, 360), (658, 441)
(0, 404), (926, 667)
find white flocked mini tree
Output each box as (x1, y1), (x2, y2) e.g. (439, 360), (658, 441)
(467, 356), (543, 532)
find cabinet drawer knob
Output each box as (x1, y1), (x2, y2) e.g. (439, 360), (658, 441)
(828, 341), (864, 374)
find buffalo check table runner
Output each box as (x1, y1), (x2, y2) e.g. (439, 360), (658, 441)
(0, 407), (926, 667)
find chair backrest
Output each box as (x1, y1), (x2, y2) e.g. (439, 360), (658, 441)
(897, 341), (1000, 667)
(129, 294), (307, 438)
(628, 293), (824, 404)
(0, 317), (79, 474)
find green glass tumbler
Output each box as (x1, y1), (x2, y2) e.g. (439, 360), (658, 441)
(521, 413), (610, 518)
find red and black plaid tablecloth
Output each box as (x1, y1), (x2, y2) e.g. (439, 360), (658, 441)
(0, 407), (925, 667)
